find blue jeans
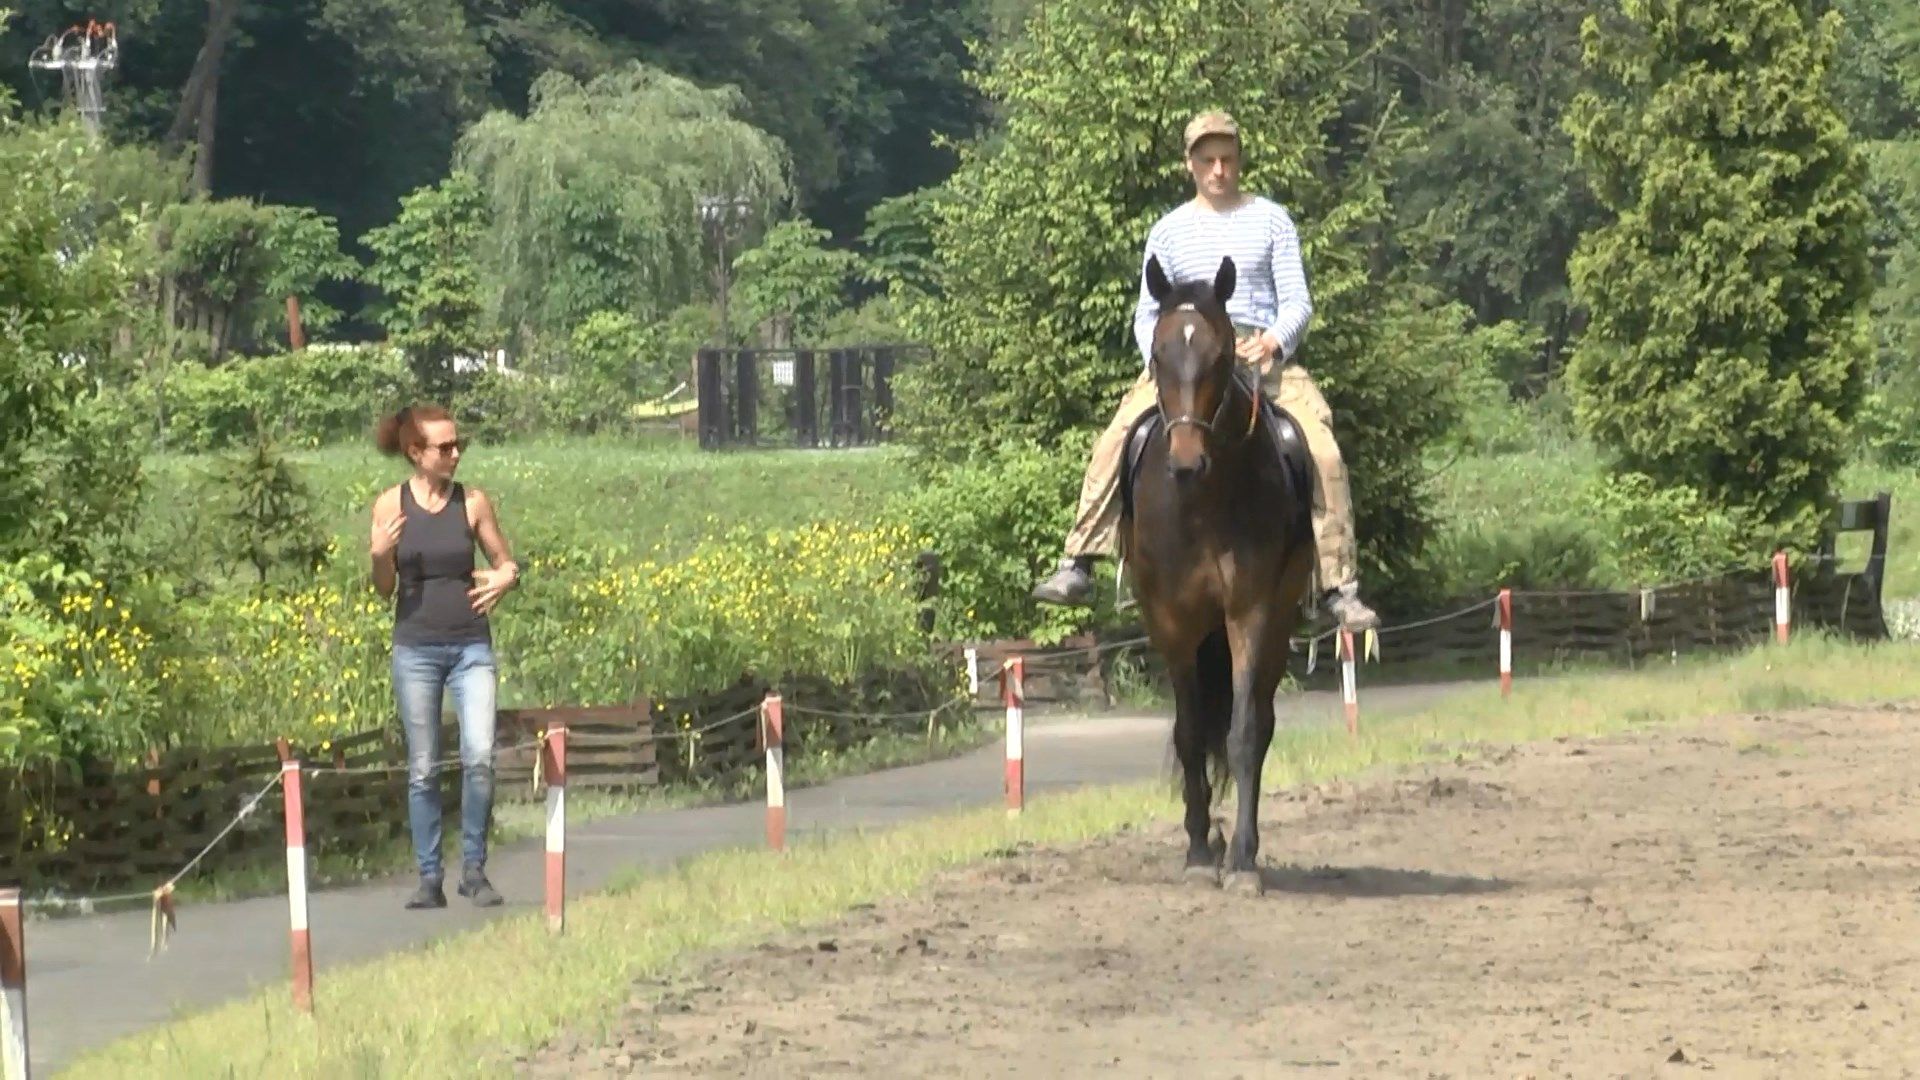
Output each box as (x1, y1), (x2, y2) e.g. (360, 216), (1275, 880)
(392, 640), (497, 881)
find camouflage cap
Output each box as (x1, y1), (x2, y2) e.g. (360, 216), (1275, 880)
(1183, 110), (1240, 154)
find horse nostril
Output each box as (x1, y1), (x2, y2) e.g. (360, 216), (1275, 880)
(1169, 457), (1209, 482)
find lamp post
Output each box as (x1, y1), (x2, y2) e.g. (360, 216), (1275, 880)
(698, 194), (752, 346)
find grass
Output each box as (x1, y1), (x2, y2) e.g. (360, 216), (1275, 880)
(135, 437), (916, 584)
(65, 632), (1920, 1079)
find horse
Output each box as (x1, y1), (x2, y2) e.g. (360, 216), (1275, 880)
(1116, 253), (1318, 896)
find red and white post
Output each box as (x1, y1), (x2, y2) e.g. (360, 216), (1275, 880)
(1339, 630), (1359, 735)
(280, 759), (313, 1014)
(1004, 657), (1026, 814)
(542, 723), (568, 935)
(1498, 588), (1514, 699)
(1773, 551), (1792, 645)
(1, 887), (26, 1080)
(762, 694), (786, 852)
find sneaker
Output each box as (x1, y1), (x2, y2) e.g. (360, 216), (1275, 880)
(405, 876), (446, 910)
(1031, 557), (1097, 606)
(457, 866), (504, 907)
(1323, 585), (1381, 632)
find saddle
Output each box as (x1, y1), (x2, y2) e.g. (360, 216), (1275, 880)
(1119, 374), (1315, 535)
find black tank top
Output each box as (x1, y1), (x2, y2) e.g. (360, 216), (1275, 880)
(392, 481), (491, 646)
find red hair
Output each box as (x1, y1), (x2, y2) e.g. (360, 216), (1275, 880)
(374, 404), (453, 459)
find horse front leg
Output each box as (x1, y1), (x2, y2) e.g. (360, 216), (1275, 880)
(1224, 615), (1279, 895)
(1168, 660), (1218, 885)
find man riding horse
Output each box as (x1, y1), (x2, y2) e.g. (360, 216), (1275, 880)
(1031, 109), (1380, 633)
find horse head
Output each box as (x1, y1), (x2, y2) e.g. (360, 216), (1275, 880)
(1144, 254), (1239, 480)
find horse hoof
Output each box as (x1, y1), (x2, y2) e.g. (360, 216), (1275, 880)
(1225, 870), (1265, 897)
(1183, 865), (1221, 889)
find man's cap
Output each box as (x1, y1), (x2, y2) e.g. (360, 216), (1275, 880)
(1184, 110), (1239, 154)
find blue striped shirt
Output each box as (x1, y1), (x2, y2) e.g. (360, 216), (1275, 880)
(1131, 196), (1314, 369)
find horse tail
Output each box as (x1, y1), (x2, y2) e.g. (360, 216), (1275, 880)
(1195, 626), (1234, 803)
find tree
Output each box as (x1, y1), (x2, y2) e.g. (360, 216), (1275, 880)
(731, 218), (860, 345)
(896, 0), (1472, 594)
(454, 63), (792, 354)
(360, 170), (492, 397)
(1563, 0), (1875, 555)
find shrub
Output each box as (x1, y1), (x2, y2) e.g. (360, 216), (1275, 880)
(0, 555), (178, 768)
(503, 521), (933, 706)
(139, 344), (418, 451)
(887, 439), (1100, 645)
(165, 576), (391, 748)
(1587, 471), (1754, 586)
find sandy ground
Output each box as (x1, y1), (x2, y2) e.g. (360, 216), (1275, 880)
(522, 705), (1920, 1078)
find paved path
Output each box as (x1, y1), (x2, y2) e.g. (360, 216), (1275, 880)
(26, 683), (1462, 1075)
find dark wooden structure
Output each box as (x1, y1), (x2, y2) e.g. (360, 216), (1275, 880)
(695, 344), (924, 450)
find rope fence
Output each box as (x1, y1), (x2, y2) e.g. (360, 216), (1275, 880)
(0, 545), (1893, 1076)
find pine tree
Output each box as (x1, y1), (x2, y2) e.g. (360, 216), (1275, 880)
(1564, 0), (1875, 555)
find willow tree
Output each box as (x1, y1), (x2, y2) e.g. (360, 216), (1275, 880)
(455, 63), (793, 352)
(1564, 0), (1875, 555)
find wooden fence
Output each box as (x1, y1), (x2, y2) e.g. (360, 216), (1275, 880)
(0, 663), (958, 895)
(956, 565), (1892, 706)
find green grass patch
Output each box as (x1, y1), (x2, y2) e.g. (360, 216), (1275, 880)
(136, 437), (916, 585)
(66, 636), (1920, 1078)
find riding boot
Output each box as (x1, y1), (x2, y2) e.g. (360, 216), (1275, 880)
(1032, 556), (1100, 606)
(1321, 581), (1380, 632)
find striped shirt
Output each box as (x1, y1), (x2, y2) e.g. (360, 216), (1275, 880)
(1131, 196), (1314, 369)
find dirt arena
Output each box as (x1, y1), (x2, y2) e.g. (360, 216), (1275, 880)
(524, 705), (1920, 1077)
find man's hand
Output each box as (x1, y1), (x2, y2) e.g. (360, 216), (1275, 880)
(1236, 330), (1282, 374)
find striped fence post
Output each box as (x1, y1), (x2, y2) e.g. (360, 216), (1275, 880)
(1004, 656), (1025, 814)
(280, 757), (313, 1014)
(762, 694), (786, 852)
(1, 887), (25, 1080)
(1498, 588), (1514, 699)
(543, 722), (568, 935)
(1773, 552), (1792, 644)
(1339, 629), (1359, 735)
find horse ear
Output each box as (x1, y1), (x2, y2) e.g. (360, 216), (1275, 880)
(1213, 256), (1236, 305)
(1145, 255), (1172, 304)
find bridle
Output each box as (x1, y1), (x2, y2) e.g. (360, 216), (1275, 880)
(1151, 308), (1261, 446)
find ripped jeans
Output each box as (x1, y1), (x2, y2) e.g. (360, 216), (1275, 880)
(392, 640), (498, 882)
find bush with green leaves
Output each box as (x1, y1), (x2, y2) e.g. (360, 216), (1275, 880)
(0, 555), (181, 769)
(1585, 472), (1756, 586)
(127, 345), (417, 451)
(0, 100), (144, 570)
(155, 198), (359, 360)
(1563, 0), (1876, 556)
(886, 437), (1104, 645)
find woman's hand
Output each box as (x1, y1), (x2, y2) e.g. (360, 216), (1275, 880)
(468, 563), (518, 615)
(370, 512), (404, 559)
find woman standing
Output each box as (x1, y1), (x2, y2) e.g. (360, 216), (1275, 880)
(368, 404), (519, 909)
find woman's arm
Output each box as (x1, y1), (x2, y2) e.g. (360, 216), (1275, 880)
(369, 486), (403, 600)
(466, 487), (519, 614)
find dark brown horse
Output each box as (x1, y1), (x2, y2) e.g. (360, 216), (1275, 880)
(1117, 254), (1317, 895)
